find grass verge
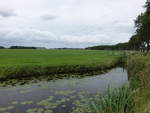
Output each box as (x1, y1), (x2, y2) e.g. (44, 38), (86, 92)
(127, 54), (150, 113)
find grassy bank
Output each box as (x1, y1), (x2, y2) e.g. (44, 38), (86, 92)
(0, 50), (124, 80)
(127, 54), (150, 113)
(72, 53), (150, 113)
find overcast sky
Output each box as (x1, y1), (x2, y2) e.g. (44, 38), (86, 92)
(0, 0), (146, 48)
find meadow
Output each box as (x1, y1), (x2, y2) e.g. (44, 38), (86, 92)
(0, 49), (124, 80)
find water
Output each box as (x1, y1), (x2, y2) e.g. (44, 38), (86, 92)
(0, 68), (128, 113)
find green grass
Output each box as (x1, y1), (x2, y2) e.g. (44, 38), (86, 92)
(90, 85), (134, 113)
(71, 84), (134, 113)
(0, 49), (124, 80)
(127, 54), (150, 113)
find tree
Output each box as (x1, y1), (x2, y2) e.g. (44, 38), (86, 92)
(128, 35), (140, 51)
(0, 46), (5, 49)
(134, 2), (150, 52)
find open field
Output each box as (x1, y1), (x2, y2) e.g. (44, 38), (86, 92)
(0, 49), (124, 80)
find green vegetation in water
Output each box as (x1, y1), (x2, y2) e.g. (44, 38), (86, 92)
(0, 106), (14, 112)
(71, 54), (150, 113)
(71, 84), (134, 113)
(0, 50), (124, 80)
(21, 100), (34, 105)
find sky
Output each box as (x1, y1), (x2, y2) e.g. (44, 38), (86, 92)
(0, 0), (146, 48)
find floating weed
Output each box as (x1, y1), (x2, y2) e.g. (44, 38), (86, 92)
(12, 101), (18, 105)
(0, 106), (15, 112)
(0, 107), (7, 112)
(61, 104), (66, 108)
(70, 95), (77, 99)
(37, 95), (74, 111)
(37, 98), (58, 109)
(43, 110), (53, 113)
(21, 100), (33, 105)
(47, 96), (54, 101)
(72, 85), (134, 113)
(27, 108), (44, 113)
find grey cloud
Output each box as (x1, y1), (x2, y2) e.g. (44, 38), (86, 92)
(0, 28), (130, 48)
(0, 28), (99, 48)
(41, 14), (59, 21)
(0, 9), (16, 18)
(0, 0), (145, 48)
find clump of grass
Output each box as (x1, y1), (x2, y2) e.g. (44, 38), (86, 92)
(127, 54), (150, 89)
(89, 85), (135, 113)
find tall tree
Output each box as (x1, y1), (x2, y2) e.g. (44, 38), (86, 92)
(134, 1), (150, 52)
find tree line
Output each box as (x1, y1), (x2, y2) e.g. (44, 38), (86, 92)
(129, 1), (150, 52)
(87, 1), (150, 52)
(0, 46), (46, 49)
(86, 43), (129, 50)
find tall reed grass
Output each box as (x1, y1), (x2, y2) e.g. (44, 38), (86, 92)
(89, 85), (135, 113)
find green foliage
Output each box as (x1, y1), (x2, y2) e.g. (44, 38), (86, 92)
(128, 35), (141, 50)
(129, 2), (150, 52)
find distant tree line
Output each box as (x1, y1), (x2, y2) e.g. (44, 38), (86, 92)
(55, 48), (83, 50)
(0, 46), (46, 49)
(9, 46), (37, 49)
(87, 1), (150, 52)
(0, 46), (5, 49)
(86, 43), (129, 50)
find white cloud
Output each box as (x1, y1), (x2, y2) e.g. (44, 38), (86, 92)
(0, 9), (16, 18)
(40, 14), (59, 21)
(0, 0), (146, 48)
(0, 27), (131, 48)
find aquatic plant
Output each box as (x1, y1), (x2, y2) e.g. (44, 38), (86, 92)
(21, 101), (33, 105)
(0, 106), (15, 112)
(90, 85), (134, 113)
(72, 85), (135, 113)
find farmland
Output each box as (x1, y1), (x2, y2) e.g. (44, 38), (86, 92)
(0, 49), (124, 80)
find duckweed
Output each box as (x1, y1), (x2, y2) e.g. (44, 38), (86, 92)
(21, 101), (33, 105)
(27, 108), (44, 113)
(12, 101), (18, 105)
(0, 106), (15, 112)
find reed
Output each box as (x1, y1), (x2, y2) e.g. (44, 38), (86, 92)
(90, 85), (134, 113)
